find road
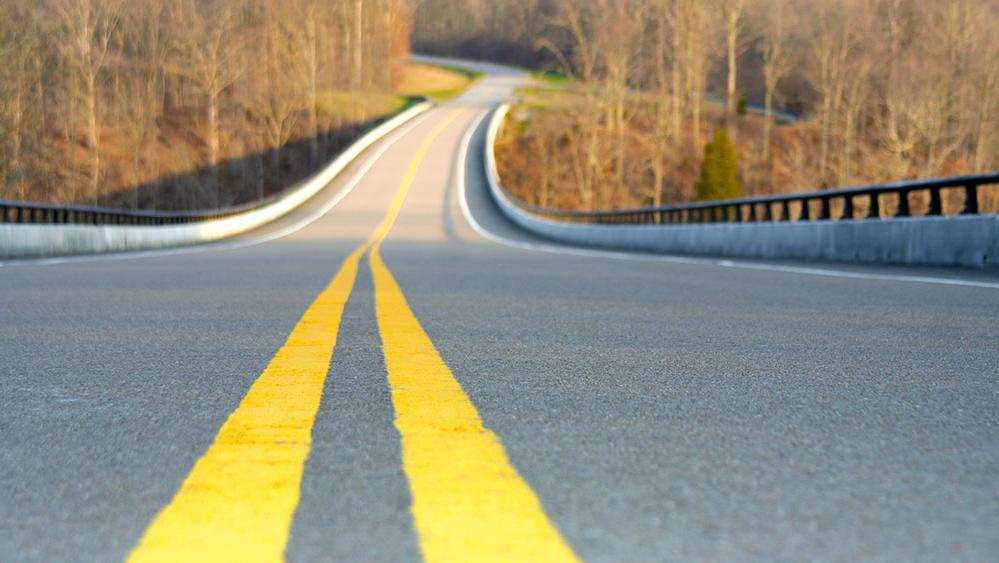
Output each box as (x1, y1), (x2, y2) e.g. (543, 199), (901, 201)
(2, 61), (998, 562)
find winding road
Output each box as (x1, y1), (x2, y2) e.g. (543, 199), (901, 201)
(2, 61), (998, 562)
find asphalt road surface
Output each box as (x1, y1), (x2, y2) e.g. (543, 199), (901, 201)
(2, 61), (998, 562)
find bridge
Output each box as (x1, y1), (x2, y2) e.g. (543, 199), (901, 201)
(2, 61), (998, 561)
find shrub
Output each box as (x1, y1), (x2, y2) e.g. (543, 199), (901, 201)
(696, 127), (741, 201)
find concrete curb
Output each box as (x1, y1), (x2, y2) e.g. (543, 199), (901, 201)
(484, 104), (999, 270)
(1, 101), (431, 260)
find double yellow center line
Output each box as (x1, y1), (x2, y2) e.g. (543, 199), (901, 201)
(129, 110), (578, 562)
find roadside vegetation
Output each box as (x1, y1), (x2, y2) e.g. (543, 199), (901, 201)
(0, 0), (419, 211)
(418, 0), (999, 215)
(395, 63), (481, 102)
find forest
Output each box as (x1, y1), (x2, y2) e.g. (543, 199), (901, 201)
(1, 1), (997, 214)
(0, 0), (409, 210)
(415, 0), (999, 213)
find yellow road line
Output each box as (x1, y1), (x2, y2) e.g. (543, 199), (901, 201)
(128, 107), (570, 562)
(128, 244), (365, 562)
(368, 120), (579, 561)
(129, 110), (459, 563)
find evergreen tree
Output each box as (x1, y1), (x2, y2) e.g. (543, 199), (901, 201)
(696, 127), (742, 201)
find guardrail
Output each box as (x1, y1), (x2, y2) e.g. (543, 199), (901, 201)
(502, 173), (999, 225)
(0, 195), (282, 226)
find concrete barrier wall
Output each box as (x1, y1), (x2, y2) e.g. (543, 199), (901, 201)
(485, 104), (999, 270)
(1, 101), (431, 260)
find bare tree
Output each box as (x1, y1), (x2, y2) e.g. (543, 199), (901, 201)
(720, 0), (745, 121)
(291, 0), (321, 166)
(683, 0), (710, 147)
(255, 0), (304, 193)
(52, 0), (123, 202)
(758, 0), (792, 160)
(806, 0), (857, 182)
(172, 0), (244, 177)
(351, 0), (364, 92)
(971, 30), (998, 172)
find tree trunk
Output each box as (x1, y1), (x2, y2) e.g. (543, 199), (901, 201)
(670, 27), (682, 141)
(307, 51), (319, 167)
(973, 76), (995, 171)
(763, 87), (773, 161)
(85, 71), (100, 202)
(352, 0), (363, 92)
(725, 6), (739, 121)
(207, 94), (219, 168)
(11, 88), (22, 173)
(207, 91), (220, 207)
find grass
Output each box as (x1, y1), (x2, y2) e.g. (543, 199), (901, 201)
(394, 62), (482, 102)
(316, 90), (408, 121)
(534, 70), (570, 85)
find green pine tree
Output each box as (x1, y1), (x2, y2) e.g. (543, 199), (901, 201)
(696, 127), (742, 201)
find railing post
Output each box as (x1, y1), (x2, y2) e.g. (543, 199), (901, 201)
(895, 189), (910, 217)
(867, 192), (880, 219)
(961, 183), (979, 214)
(780, 200), (790, 222)
(842, 195), (854, 220)
(762, 202), (772, 222)
(800, 199), (811, 221)
(819, 196), (831, 220)
(748, 203), (757, 222)
(926, 187), (942, 216)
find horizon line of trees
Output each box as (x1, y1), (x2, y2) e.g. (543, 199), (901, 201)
(0, 0), (410, 210)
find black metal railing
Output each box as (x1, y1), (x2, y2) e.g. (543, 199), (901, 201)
(502, 173), (999, 225)
(0, 191), (288, 226)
